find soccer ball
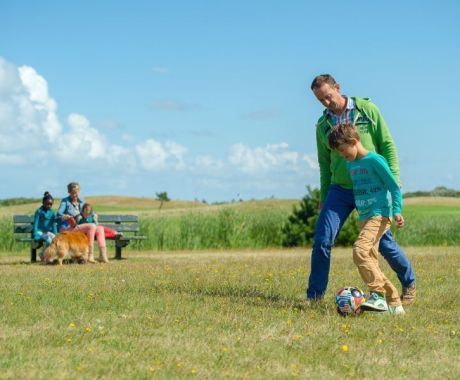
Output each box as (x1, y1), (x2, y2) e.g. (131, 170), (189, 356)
(335, 287), (366, 316)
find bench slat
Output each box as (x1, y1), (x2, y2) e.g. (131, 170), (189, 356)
(14, 225), (141, 234)
(14, 215), (139, 224)
(98, 215), (138, 223)
(14, 215), (34, 223)
(14, 225), (33, 234)
(118, 236), (147, 241)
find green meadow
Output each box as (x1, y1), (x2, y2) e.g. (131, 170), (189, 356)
(0, 197), (459, 378)
(0, 248), (458, 379)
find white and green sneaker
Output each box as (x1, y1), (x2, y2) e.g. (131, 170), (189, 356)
(360, 292), (389, 312)
(388, 305), (405, 315)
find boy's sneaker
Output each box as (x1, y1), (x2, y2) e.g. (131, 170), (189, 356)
(388, 305), (405, 315)
(401, 283), (416, 305)
(360, 292), (389, 312)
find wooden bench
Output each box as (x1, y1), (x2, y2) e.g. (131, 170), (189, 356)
(13, 214), (147, 262)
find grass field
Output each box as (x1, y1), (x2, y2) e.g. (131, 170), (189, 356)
(0, 247), (458, 379)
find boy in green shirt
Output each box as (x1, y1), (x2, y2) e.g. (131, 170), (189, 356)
(328, 123), (405, 314)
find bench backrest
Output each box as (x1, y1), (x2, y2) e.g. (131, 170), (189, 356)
(13, 215), (141, 234)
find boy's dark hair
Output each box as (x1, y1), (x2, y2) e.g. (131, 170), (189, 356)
(311, 74), (337, 90)
(328, 123), (360, 149)
(82, 203), (92, 212)
(42, 191), (53, 204)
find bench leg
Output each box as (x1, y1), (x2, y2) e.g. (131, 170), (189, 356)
(31, 248), (37, 263)
(115, 245), (122, 260)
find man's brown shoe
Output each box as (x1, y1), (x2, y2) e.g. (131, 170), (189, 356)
(401, 283), (416, 305)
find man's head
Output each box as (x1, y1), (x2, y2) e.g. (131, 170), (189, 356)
(328, 123), (361, 161)
(311, 74), (346, 115)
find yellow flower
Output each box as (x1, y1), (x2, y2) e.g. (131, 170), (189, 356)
(66, 337), (72, 343)
(149, 367), (155, 373)
(340, 345), (349, 352)
(87, 347), (94, 353)
(68, 322), (76, 328)
(85, 327), (92, 333)
(191, 368), (197, 374)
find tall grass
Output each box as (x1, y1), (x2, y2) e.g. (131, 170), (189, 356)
(138, 208), (288, 250)
(2, 202), (460, 252)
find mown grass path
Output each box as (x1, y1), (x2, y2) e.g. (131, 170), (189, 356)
(0, 247), (459, 379)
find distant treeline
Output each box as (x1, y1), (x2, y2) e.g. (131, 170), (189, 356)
(404, 186), (460, 198)
(0, 197), (41, 207)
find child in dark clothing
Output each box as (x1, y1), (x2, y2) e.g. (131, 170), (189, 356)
(33, 192), (58, 262)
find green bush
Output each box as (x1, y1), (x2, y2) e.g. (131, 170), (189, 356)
(281, 187), (359, 247)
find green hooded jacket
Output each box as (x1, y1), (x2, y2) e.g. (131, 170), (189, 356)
(316, 97), (400, 202)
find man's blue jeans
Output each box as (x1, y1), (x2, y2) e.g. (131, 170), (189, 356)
(307, 185), (416, 300)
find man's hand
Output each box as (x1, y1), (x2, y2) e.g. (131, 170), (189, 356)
(394, 214), (405, 228)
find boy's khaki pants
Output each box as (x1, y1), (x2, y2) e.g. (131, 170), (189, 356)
(353, 216), (401, 307)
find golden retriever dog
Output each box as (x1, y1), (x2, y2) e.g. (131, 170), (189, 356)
(44, 231), (89, 265)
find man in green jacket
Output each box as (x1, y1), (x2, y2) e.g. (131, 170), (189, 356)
(307, 74), (416, 304)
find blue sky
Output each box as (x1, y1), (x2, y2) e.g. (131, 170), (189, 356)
(1, 0), (459, 201)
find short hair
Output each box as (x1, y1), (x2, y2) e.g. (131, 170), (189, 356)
(67, 182), (80, 193)
(311, 74), (337, 90)
(328, 123), (360, 150)
(82, 203), (92, 213)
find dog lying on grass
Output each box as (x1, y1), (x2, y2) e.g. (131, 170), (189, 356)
(44, 231), (89, 265)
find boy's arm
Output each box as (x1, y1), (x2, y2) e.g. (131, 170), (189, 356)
(316, 126), (332, 203)
(373, 155), (402, 216)
(369, 104), (400, 184)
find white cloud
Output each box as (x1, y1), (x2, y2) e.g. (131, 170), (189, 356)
(303, 154), (319, 170)
(229, 142), (306, 174)
(0, 58), (62, 161)
(192, 155), (225, 173)
(135, 138), (187, 171)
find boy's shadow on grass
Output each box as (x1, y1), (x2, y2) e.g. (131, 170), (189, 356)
(152, 282), (328, 312)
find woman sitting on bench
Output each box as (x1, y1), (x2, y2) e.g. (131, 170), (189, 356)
(56, 182), (108, 263)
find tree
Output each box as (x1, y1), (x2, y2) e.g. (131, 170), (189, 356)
(281, 186), (359, 247)
(155, 191), (170, 210)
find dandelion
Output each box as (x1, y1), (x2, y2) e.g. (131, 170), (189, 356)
(87, 347), (94, 353)
(340, 345), (349, 352)
(66, 337), (72, 343)
(68, 322), (76, 328)
(191, 368), (197, 374)
(85, 326), (92, 333)
(149, 367), (155, 373)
